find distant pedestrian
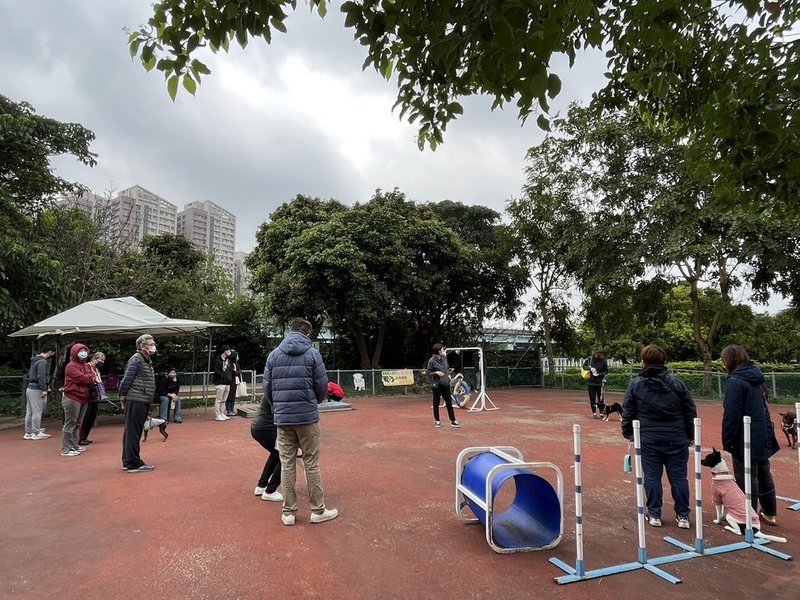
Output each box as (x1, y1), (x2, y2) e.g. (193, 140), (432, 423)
(226, 350), (242, 416)
(61, 343), (97, 457)
(266, 318), (338, 526)
(584, 350), (609, 418)
(157, 367), (182, 423)
(212, 345), (232, 421)
(120, 334), (157, 473)
(427, 343), (461, 429)
(24, 342), (56, 440)
(78, 352), (106, 445)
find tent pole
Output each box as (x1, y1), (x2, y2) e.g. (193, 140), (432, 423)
(204, 331), (213, 420)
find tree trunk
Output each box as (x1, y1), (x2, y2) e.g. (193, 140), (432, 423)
(348, 323), (372, 369)
(538, 289), (557, 385)
(370, 323), (385, 368)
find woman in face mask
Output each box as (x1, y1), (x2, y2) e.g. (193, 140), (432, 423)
(61, 343), (99, 457)
(78, 352), (106, 446)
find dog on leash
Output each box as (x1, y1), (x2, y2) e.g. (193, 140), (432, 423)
(142, 417), (168, 442)
(778, 411), (798, 449)
(601, 402), (623, 421)
(700, 448), (786, 543)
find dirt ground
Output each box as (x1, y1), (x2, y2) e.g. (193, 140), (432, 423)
(1, 388), (798, 600)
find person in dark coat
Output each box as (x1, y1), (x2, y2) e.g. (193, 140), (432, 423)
(621, 344), (696, 529)
(250, 390), (282, 503)
(585, 350), (609, 418)
(119, 334), (157, 473)
(720, 344), (781, 526)
(24, 342), (56, 440)
(266, 318), (337, 526)
(427, 343), (461, 428)
(226, 350), (242, 416)
(78, 352), (106, 445)
(157, 367), (182, 423)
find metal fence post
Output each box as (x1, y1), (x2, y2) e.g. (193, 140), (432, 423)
(371, 370), (376, 396)
(718, 373), (723, 400)
(772, 372), (778, 398)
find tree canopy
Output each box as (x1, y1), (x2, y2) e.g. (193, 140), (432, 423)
(130, 1), (800, 207)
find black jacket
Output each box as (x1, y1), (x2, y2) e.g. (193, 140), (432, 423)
(156, 374), (180, 397)
(212, 355), (231, 385)
(584, 356), (608, 387)
(722, 362), (779, 460)
(621, 365), (696, 443)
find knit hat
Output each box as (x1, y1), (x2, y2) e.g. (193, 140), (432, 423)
(711, 457), (730, 474)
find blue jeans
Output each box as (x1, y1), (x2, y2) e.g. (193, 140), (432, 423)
(640, 438), (690, 520)
(158, 395), (182, 422)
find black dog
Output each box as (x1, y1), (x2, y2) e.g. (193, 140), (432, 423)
(142, 416), (169, 442)
(779, 412), (798, 449)
(602, 402), (623, 421)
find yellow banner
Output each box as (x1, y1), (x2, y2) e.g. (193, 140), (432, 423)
(381, 369), (415, 386)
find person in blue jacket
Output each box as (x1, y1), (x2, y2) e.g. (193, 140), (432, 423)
(265, 317), (338, 526)
(621, 344), (696, 529)
(720, 344), (780, 526)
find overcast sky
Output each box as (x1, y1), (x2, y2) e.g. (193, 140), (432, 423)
(0, 0), (608, 254)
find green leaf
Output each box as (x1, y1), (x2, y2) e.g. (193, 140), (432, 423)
(183, 73), (197, 96)
(271, 17), (287, 34)
(129, 38), (141, 59)
(167, 75), (179, 101)
(383, 59), (393, 80)
(547, 73), (562, 99)
(191, 59), (211, 75)
(536, 114), (550, 131)
(144, 55), (157, 72)
(317, 0), (327, 18)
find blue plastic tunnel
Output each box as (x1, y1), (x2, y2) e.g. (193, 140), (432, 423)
(462, 452), (562, 550)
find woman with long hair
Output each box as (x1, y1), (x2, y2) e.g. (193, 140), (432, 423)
(78, 352), (105, 446)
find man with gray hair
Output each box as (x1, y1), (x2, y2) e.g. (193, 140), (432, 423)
(266, 317), (338, 525)
(120, 334), (158, 473)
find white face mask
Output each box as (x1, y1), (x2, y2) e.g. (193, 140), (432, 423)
(77, 350), (89, 360)
(147, 345), (157, 355)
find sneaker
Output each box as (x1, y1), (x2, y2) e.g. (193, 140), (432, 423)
(310, 508), (339, 524)
(254, 486), (267, 496)
(30, 432), (50, 440)
(61, 450), (80, 457)
(74, 446), (86, 452)
(648, 516), (662, 527)
(127, 464), (155, 473)
(39, 428), (46, 433)
(434, 421), (441, 428)
(677, 517), (691, 529)
(450, 420), (462, 428)
(214, 415), (227, 421)
(261, 490), (283, 502)
(281, 513), (295, 526)
(23, 433), (33, 440)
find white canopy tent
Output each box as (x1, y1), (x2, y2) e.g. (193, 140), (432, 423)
(10, 297), (230, 415)
(9, 296), (228, 339)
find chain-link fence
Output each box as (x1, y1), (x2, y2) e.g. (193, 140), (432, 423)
(4, 366), (798, 416)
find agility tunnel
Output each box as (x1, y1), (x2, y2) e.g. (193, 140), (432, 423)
(455, 446), (563, 553)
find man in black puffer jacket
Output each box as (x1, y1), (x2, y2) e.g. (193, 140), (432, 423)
(266, 317), (337, 527)
(621, 344), (697, 529)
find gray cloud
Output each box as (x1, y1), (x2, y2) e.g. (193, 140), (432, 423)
(1, 0), (607, 252)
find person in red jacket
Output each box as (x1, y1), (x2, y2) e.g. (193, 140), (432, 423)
(61, 343), (99, 457)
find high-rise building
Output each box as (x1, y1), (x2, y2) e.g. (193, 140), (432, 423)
(234, 251), (251, 296)
(111, 185), (178, 246)
(56, 191), (108, 218)
(177, 201), (237, 278)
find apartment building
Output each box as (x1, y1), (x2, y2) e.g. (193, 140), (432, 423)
(177, 201), (237, 278)
(233, 251), (251, 296)
(56, 191), (109, 219)
(110, 185), (178, 246)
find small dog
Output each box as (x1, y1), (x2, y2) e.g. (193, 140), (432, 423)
(700, 448), (786, 543)
(601, 402), (623, 421)
(142, 417), (168, 442)
(778, 412), (798, 449)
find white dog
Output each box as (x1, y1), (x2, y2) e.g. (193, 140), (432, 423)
(353, 373), (365, 392)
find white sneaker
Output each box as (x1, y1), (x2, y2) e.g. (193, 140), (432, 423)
(254, 486), (266, 496)
(648, 516), (662, 527)
(23, 433), (33, 440)
(61, 450), (80, 457)
(215, 415), (227, 421)
(74, 446), (86, 452)
(281, 513), (295, 526)
(261, 491), (283, 502)
(30, 433), (50, 440)
(676, 517), (691, 529)
(310, 508), (339, 524)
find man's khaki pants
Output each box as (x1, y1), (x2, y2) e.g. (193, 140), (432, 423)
(277, 423), (326, 517)
(214, 384), (228, 416)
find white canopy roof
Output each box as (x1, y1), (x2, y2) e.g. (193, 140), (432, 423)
(9, 296), (229, 338)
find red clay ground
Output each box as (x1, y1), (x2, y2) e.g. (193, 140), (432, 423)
(1, 389), (799, 600)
